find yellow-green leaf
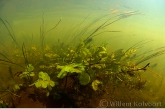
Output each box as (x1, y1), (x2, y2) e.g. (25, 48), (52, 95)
(92, 80), (102, 91)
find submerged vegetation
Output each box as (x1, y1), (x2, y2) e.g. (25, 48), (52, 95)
(0, 11), (165, 107)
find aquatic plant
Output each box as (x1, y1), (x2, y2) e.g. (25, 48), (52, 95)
(40, 14), (61, 55)
(57, 63), (85, 79)
(0, 18), (20, 49)
(92, 80), (102, 91)
(0, 11), (164, 108)
(19, 64), (35, 84)
(30, 71), (56, 96)
(0, 99), (10, 108)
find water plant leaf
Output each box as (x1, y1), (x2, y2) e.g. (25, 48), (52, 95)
(57, 68), (68, 79)
(31, 72), (55, 89)
(57, 63), (85, 79)
(19, 64), (35, 78)
(88, 69), (95, 80)
(32, 79), (54, 89)
(81, 48), (91, 57)
(14, 84), (20, 90)
(49, 81), (55, 87)
(47, 85), (52, 91)
(33, 80), (42, 88)
(19, 71), (35, 78)
(0, 100), (3, 104)
(46, 92), (50, 96)
(30, 72), (35, 76)
(38, 71), (50, 81)
(42, 81), (49, 88)
(26, 64), (34, 72)
(92, 80), (102, 91)
(79, 72), (90, 85)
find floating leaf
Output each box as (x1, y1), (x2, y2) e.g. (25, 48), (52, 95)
(92, 80), (102, 91)
(79, 73), (90, 85)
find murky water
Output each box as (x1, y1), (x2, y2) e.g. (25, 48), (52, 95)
(0, 0), (165, 107)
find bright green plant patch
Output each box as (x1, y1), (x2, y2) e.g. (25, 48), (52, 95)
(30, 71), (55, 88)
(57, 63), (85, 79)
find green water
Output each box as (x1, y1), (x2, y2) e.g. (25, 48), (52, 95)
(0, 0), (165, 107)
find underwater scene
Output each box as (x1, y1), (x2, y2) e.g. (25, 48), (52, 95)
(0, 0), (165, 108)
